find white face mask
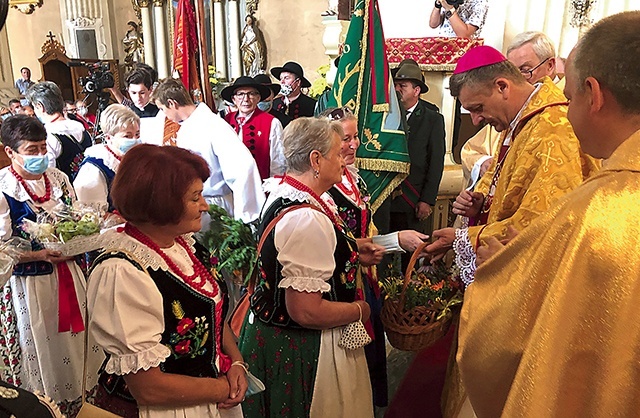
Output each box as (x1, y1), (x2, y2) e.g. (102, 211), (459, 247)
(77, 106), (88, 117)
(279, 83), (293, 97)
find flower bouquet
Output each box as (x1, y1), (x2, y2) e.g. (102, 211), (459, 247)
(379, 242), (463, 351)
(21, 203), (110, 256)
(198, 204), (257, 285)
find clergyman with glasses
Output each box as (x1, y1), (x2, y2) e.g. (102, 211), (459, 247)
(221, 76), (285, 180)
(460, 31), (570, 189)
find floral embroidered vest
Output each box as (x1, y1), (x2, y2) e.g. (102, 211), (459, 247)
(52, 131), (92, 181)
(250, 198), (359, 329)
(93, 243), (227, 379)
(327, 178), (372, 239)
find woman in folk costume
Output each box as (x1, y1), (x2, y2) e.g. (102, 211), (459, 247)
(238, 117), (386, 418)
(87, 144), (246, 418)
(73, 104), (141, 212)
(0, 115), (103, 417)
(321, 107), (429, 407)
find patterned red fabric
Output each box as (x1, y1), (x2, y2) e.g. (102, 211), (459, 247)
(173, 0), (200, 94)
(386, 37), (484, 68)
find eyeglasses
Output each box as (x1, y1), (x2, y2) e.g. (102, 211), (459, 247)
(233, 91), (260, 99)
(519, 57), (551, 80)
(326, 107), (353, 121)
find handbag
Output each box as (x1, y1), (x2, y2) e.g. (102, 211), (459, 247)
(229, 204), (322, 338)
(338, 302), (372, 350)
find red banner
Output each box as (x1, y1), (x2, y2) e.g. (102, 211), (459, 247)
(173, 0), (201, 93)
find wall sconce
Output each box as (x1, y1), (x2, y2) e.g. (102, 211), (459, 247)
(9, 0), (43, 14)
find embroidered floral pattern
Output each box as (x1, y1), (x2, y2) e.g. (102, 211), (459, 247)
(340, 250), (359, 289)
(0, 285), (22, 387)
(166, 300), (210, 359)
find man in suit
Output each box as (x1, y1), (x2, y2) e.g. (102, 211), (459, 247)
(390, 59), (446, 240)
(270, 61), (316, 119)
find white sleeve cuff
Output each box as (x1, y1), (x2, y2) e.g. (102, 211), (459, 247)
(105, 343), (171, 375)
(372, 232), (405, 253)
(278, 276), (332, 293)
(453, 227), (476, 288)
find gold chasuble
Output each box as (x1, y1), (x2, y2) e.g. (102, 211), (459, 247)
(469, 77), (599, 246)
(459, 129), (640, 417)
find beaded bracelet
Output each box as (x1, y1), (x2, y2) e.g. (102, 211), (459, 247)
(231, 360), (249, 373)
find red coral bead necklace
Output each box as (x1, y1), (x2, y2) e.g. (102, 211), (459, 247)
(9, 166), (51, 204)
(282, 175), (342, 228)
(124, 223), (219, 299)
(105, 145), (122, 161)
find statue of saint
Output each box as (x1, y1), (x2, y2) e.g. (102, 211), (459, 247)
(123, 21), (144, 72)
(240, 15), (267, 77)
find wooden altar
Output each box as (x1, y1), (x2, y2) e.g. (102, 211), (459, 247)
(38, 33), (121, 105)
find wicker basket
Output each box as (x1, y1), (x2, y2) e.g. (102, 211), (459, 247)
(381, 241), (453, 352)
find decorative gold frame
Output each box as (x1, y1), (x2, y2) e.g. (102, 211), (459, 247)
(9, 0), (43, 15)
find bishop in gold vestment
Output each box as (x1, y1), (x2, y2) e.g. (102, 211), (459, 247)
(452, 77), (598, 285)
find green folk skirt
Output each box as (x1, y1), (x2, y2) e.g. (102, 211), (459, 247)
(238, 313), (321, 418)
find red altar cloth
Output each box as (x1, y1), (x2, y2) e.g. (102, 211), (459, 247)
(386, 37), (484, 70)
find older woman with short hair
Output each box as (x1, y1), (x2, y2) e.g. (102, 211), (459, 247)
(73, 104), (140, 211)
(87, 144), (246, 418)
(239, 117), (382, 418)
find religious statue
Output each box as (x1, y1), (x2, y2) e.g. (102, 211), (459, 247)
(123, 21), (144, 72)
(240, 14), (267, 77)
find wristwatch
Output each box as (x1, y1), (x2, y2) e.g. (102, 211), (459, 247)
(445, 9), (455, 19)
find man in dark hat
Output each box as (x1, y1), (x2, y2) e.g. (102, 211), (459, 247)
(388, 59), (445, 262)
(254, 73), (291, 128)
(221, 76), (285, 180)
(270, 61), (317, 119)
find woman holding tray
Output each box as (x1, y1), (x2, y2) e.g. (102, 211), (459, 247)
(0, 114), (103, 417)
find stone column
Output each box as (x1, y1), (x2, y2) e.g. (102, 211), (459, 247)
(153, 0), (169, 78)
(321, 18), (350, 87)
(227, 0), (242, 79)
(212, 0), (228, 80)
(139, 0), (156, 68)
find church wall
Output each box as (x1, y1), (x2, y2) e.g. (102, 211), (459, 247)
(252, 0), (329, 83)
(6, 0), (137, 85)
(6, 0), (64, 82)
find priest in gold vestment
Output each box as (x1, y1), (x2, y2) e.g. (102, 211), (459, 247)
(426, 46), (598, 286)
(460, 11), (640, 417)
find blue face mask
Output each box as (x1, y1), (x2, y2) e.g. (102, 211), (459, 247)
(18, 154), (49, 175)
(117, 138), (140, 154)
(257, 100), (272, 112)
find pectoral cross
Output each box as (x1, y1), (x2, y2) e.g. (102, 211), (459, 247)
(535, 141), (564, 173)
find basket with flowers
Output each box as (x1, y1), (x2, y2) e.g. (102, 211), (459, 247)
(379, 241), (463, 351)
(20, 203), (112, 256)
(198, 204), (257, 285)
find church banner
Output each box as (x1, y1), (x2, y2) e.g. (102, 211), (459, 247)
(328, 0), (410, 213)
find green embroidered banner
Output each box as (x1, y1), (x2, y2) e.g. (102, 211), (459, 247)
(328, 0), (409, 213)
